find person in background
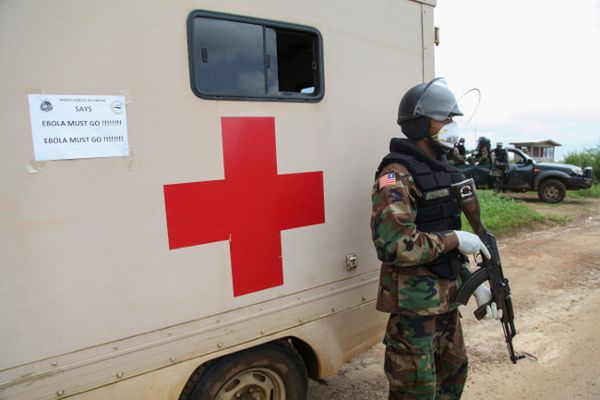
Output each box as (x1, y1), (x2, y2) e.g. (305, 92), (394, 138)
(491, 142), (509, 191)
(474, 136), (491, 166)
(449, 138), (466, 166)
(456, 138), (466, 161)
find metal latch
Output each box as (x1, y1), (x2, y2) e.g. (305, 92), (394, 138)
(346, 253), (358, 272)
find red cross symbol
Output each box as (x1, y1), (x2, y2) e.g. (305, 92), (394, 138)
(164, 117), (325, 297)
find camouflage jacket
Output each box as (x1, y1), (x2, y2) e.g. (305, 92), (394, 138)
(371, 162), (471, 316)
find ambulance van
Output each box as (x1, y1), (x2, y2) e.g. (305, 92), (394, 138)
(0, 0), (437, 399)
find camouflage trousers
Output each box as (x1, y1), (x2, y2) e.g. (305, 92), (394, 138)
(383, 311), (468, 400)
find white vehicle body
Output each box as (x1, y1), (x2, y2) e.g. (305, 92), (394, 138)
(0, 0), (437, 399)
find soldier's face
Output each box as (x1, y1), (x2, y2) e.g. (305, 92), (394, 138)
(429, 118), (453, 135)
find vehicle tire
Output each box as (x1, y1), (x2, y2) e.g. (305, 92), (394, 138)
(538, 179), (566, 203)
(187, 341), (308, 400)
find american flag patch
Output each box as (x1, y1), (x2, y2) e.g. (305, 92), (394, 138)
(379, 172), (396, 189)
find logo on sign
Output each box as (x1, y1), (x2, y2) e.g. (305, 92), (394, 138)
(40, 101), (53, 112)
(111, 100), (124, 114)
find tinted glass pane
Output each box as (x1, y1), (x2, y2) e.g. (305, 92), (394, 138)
(276, 30), (316, 93)
(192, 17), (265, 95)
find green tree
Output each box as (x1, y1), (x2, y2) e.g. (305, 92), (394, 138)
(564, 145), (600, 182)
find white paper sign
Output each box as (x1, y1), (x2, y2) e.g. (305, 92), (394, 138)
(28, 94), (129, 161)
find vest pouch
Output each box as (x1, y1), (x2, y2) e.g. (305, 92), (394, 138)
(424, 250), (463, 280)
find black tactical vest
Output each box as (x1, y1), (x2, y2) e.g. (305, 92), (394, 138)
(376, 138), (466, 280)
(493, 148), (508, 163)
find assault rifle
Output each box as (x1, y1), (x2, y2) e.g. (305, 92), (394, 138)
(450, 178), (525, 364)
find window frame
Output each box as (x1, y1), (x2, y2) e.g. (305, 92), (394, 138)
(186, 10), (325, 102)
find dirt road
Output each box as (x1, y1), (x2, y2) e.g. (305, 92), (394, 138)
(308, 196), (600, 400)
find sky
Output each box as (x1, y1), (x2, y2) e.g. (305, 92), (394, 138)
(434, 0), (600, 161)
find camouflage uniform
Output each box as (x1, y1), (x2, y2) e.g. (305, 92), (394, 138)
(371, 162), (471, 400)
(490, 148), (509, 190)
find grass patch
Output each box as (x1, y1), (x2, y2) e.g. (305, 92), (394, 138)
(544, 214), (570, 225)
(461, 190), (564, 235)
(567, 183), (600, 198)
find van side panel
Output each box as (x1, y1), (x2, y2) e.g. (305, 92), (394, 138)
(0, 0), (435, 398)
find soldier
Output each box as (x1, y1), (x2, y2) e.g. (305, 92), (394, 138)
(371, 78), (502, 400)
(491, 142), (509, 191)
(448, 138), (466, 166)
(474, 136), (491, 166)
(456, 138), (466, 160)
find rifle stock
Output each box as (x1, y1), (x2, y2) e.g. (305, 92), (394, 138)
(450, 178), (524, 364)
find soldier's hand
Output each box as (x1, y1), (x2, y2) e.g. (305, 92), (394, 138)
(473, 284), (503, 320)
(454, 231), (491, 259)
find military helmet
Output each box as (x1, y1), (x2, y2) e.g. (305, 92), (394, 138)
(397, 78), (463, 140)
(478, 136), (491, 145)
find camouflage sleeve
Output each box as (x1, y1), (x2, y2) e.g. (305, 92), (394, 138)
(371, 163), (447, 267)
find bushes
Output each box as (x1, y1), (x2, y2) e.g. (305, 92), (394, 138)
(567, 183), (600, 198)
(460, 190), (563, 236)
(563, 145), (600, 182)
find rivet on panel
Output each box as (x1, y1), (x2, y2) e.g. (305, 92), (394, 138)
(362, 296), (366, 302)
(217, 342), (224, 348)
(170, 356), (176, 362)
(116, 371), (124, 379)
(51, 361), (58, 367)
(298, 318), (303, 323)
(113, 346), (119, 351)
(331, 307), (336, 312)
(260, 330), (265, 335)
(56, 390), (65, 397)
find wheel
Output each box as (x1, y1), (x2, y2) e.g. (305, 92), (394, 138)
(538, 179), (566, 203)
(186, 341), (308, 400)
